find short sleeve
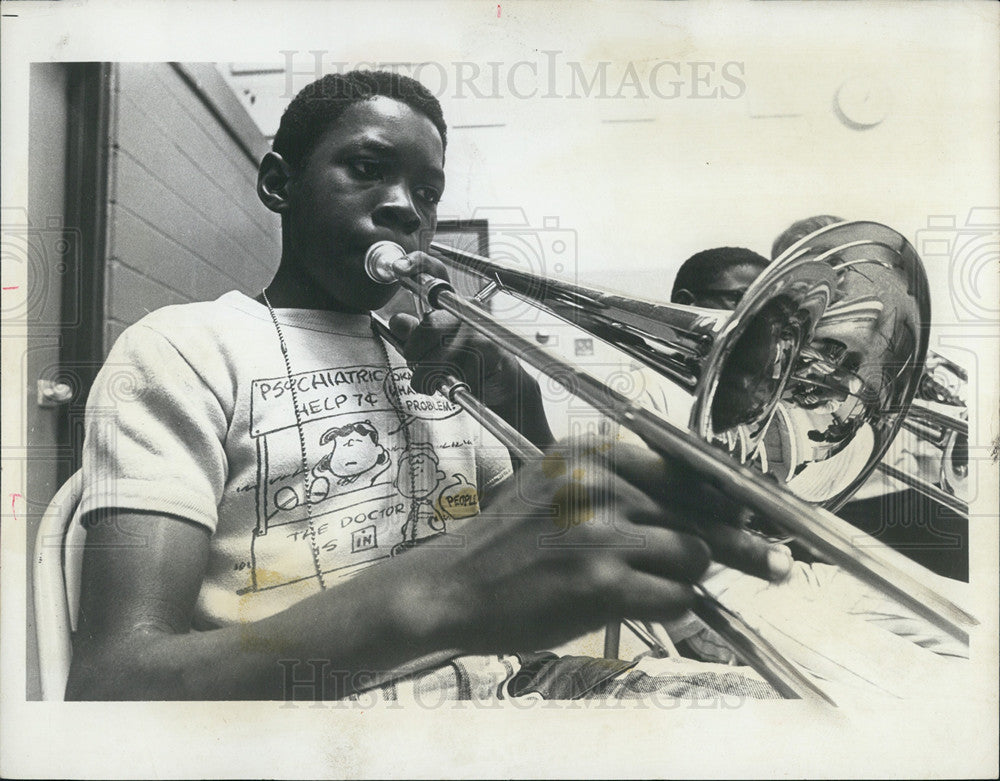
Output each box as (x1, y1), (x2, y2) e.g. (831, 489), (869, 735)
(78, 325), (229, 533)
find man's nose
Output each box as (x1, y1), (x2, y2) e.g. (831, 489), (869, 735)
(373, 182), (422, 234)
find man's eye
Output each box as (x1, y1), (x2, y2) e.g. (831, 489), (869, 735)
(415, 186), (441, 204)
(350, 159), (383, 179)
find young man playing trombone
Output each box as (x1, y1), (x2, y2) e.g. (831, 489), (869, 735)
(66, 70), (963, 703)
(65, 69), (797, 701)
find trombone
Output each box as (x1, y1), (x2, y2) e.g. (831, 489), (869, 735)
(366, 221), (977, 701)
(875, 352), (969, 515)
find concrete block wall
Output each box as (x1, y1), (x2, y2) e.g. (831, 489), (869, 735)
(103, 63), (280, 355)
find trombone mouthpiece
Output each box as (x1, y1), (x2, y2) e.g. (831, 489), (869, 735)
(365, 241), (407, 284)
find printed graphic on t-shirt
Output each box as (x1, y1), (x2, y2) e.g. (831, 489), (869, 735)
(240, 364), (481, 595)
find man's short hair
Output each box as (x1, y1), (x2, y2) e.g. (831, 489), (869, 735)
(670, 247), (769, 302)
(771, 215), (844, 260)
(272, 70), (448, 171)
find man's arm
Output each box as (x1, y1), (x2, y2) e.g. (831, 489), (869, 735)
(66, 510), (451, 700)
(67, 442), (791, 700)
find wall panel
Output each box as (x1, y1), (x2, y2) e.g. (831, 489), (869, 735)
(105, 63), (279, 352)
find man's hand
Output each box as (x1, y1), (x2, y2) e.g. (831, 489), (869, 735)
(386, 251), (554, 449)
(385, 249), (511, 402)
(394, 436), (793, 655)
(390, 308), (517, 406)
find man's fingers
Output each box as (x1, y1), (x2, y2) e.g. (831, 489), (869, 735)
(396, 250), (451, 282)
(546, 437), (745, 530)
(490, 435), (791, 585)
(695, 522), (793, 582)
(623, 524), (712, 584)
(624, 495), (790, 583)
(394, 310), (486, 396)
(388, 312), (420, 343)
(527, 464), (712, 583)
(610, 441), (746, 524)
(626, 488), (791, 583)
(581, 442), (792, 582)
(614, 570), (699, 622)
(391, 310), (462, 363)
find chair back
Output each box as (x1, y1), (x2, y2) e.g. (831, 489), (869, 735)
(33, 471), (85, 701)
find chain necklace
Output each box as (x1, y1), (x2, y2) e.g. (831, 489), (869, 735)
(261, 288), (328, 588)
(261, 289), (418, 590)
(368, 322), (419, 542)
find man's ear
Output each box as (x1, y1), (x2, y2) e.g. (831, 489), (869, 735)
(673, 288), (695, 306)
(257, 152), (294, 213)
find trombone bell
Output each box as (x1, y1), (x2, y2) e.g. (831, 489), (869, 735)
(431, 221), (932, 514)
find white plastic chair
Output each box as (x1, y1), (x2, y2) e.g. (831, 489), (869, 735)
(32, 470), (85, 700)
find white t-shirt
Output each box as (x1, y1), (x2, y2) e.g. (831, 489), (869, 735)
(78, 291), (513, 628)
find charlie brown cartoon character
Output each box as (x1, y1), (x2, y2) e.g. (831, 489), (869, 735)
(392, 442), (447, 553)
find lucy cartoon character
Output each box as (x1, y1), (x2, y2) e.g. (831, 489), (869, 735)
(308, 420), (391, 503)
